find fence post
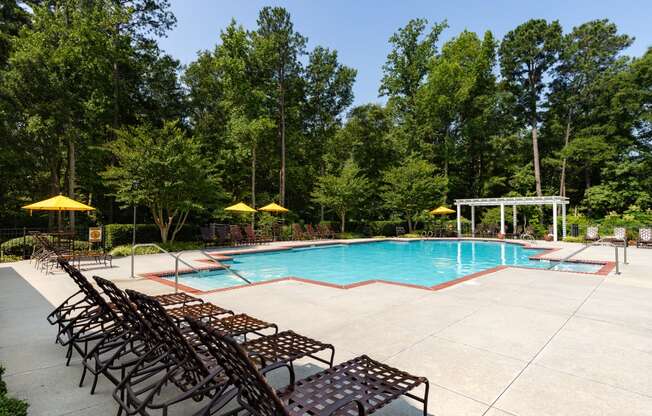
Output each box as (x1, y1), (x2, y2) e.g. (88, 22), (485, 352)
(22, 227), (27, 259)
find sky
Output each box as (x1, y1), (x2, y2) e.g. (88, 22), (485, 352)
(158, 0), (652, 107)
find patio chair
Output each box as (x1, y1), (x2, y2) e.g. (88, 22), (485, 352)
(292, 223), (306, 240)
(200, 226), (216, 247)
(187, 317), (430, 416)
(637, 227), (652, 248)
(215, 224), (232, 245)
(116, 290), (239, 416)
(230, 225), (246, 245)
(118, 291), (335, 415)
(305, 224), (320, 239)
(585, 226), (600, 243)
(245, 224), (271, 244)
(396, 226), (406, 236)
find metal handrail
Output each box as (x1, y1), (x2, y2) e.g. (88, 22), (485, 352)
(130, 243), (201, 278)
(548, 239), (624, 274)
(173, 249), (251, 293)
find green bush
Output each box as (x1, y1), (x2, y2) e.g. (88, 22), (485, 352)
(0, 255), (22, 263)
(105, 224), (200, 248)
(367, 220), (404, 236)
(334, 232), (365, 239)
(109, 241), (205, 257)
(0, 365), (28, 416)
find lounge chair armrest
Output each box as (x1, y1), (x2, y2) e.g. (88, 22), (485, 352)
(322, 397), (367, 416)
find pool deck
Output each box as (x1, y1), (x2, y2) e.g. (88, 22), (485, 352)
(1, 238), (651, 415)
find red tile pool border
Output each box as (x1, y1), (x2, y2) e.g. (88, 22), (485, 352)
(141, 238), (613, 294)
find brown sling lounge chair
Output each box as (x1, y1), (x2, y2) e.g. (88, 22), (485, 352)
(637, 227), (652, 248)
(230, 225), (246, 245)
(117, 291), (335, 415)
(187, 317), (430, 416)
(305, 224), (320, 239)
(317, 223), (336, 239)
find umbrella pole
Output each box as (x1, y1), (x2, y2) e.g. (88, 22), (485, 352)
(58, 211), (62, 233)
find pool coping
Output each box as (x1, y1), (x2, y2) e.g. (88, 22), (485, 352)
(141, 238), (614, 294)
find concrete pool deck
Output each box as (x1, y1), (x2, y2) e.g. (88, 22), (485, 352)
(1, 238), (651, 415)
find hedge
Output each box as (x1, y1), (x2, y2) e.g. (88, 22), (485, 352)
(0, 365), (28, 416)
(366, 220), (405, 236)
(104, 224), (200, 248)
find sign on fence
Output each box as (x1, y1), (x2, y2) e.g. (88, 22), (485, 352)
(88, 227), (102, 243)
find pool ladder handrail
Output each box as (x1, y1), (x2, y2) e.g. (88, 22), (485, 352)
(174, 249), (251, 293)
(547, 238), (626, 274)
(130, 243), (201, 278)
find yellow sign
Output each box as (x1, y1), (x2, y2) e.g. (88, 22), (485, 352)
(88, 227), (102, 243)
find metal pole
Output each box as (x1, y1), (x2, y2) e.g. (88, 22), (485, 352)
(552, 202), (558, 242)
(456, 204), (461, 237)
(471, 206), (475, 237)
(614, 245), (620, 275)
(623, 240), (627, 264)
(174, 255), (180, 293)
(130, 204), (137, 278)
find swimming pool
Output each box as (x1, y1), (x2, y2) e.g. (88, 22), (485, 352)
(161, 240), (604, 291)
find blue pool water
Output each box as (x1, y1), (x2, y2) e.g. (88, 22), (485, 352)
(163, 240), (603, 291)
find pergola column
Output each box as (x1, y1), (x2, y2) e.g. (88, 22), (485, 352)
(471, 205), (475, 237)
(456, 203), (461, 237)
(562, 203), (567, 239)
(552, 202), (558, 242)
(513, 205), (517, 236)
(500, 203), (505, 235)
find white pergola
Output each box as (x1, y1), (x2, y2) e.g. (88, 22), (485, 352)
(454, 196), (570, 241)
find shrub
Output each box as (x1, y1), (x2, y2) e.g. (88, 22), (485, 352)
(334, 232), (365, 239)
(367, 220), (404, 237)
(109, 241), (205, 257)
(0, 255), (22, 263)
(105, 224), (200, 248)
(0, 365), (28, 416)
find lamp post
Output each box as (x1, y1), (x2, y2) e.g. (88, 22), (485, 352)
(131, 180), (140, 248)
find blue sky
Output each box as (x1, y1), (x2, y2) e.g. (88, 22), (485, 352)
(159, 0), (652, 106)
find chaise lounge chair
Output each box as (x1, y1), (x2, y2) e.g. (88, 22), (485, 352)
(637, 227), (652, 248)
(585, 226), (600, 243)
(187, 317), (430, 416)
(292, 223), (306, 240)
(305, 224), (320, 239)
(317, 223), (336, 239)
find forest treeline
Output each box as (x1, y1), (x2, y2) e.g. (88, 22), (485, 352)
(1, 1), (651, 236)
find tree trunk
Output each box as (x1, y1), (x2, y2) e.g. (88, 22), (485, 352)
(48, 162), (60, 230)
(407, 216), (413, 233)
(559, 111), (572, 197)
(251, 144), (256, 208)
(340, 210), (345, 233)
(67, 137), (75, 231)
(278, 69), (286, 207)
(531, 120), (543, 197)
(319, 162), (325, 222)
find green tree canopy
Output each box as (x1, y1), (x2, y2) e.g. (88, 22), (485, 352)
(102, 121), (220, 242)
(380, 157), (448, 232)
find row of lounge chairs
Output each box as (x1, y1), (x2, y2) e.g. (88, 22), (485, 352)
(45, 238), (430, 415)
(30, 232), (112, 274)
(202, 223), (338, 246)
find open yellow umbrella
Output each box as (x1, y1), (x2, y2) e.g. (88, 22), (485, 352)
(430, 206), (455, 215)
(22, 194), (95, 232)
(258, 202), (289, 213)
(22, 194), (95, 213)
(224, 202), (256, 213)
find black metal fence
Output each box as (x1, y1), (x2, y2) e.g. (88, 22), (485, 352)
(0, 226), (98, 260)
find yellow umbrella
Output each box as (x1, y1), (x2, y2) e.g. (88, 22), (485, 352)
(258, 202), (289, 213)
(224, 202), (256, 213)
(22, 194), (95, 213)
(430, 206), (456, 215)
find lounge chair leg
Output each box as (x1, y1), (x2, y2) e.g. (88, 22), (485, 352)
(79, 366), (87, 387)
(90, 373), (99, 395)
(422, 380), (430, 416)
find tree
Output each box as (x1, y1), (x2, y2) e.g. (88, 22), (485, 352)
(550, 19), (632, 197)
(304, 46), (356, 219)
(380, 157), (448, 232)
(252, 6), (306, 207)
(102, 121), (219, 242)
(311, 159), (369, 232)
(500, 19), (562, 197)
